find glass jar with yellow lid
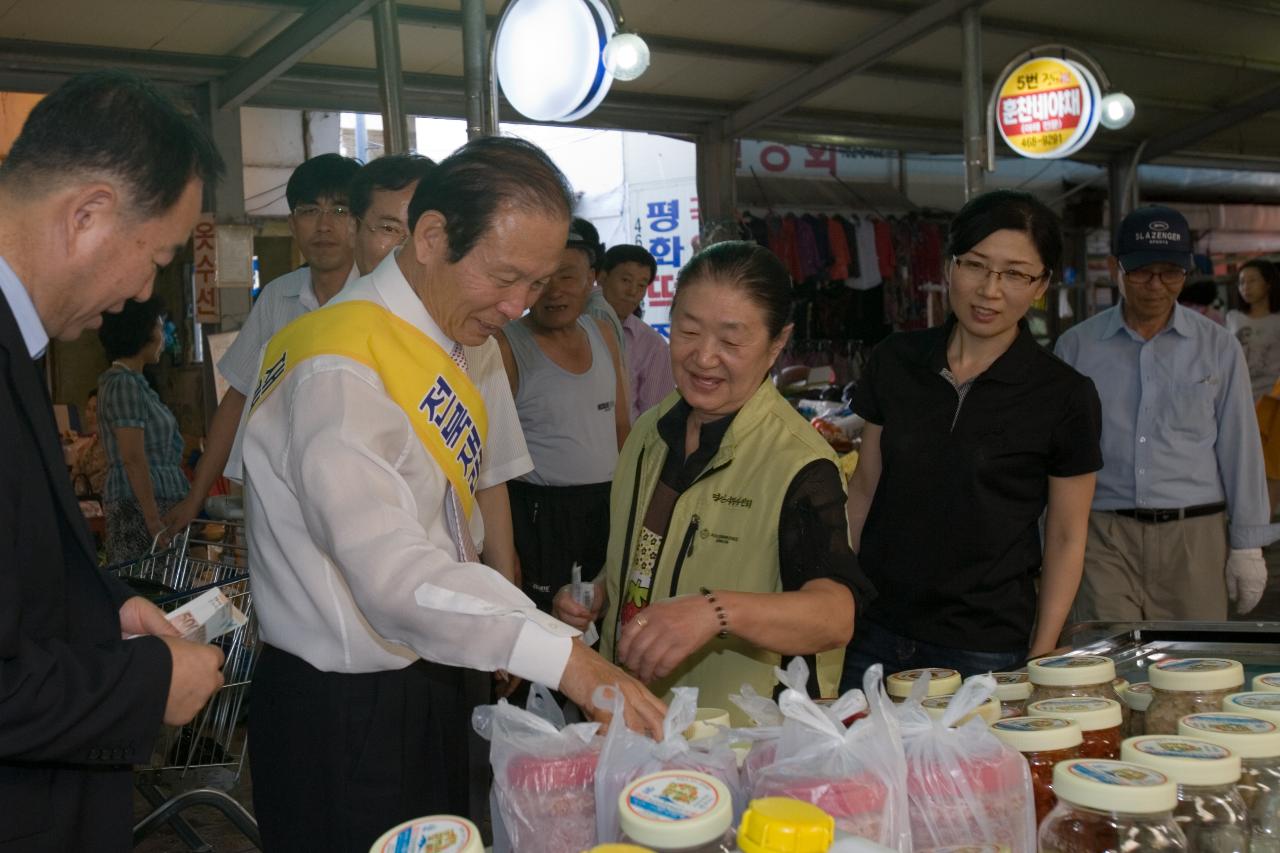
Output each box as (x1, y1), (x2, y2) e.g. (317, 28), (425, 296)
(921, 693), (1002, 727)
(1121, 734), (1246, 853)
(992, 673), (1032, 719)
(736, 797), (835, 853)
(990, 716), (1084, 824)
(1145, 659), (1244, 735)
(1028, 697), (1124, 760)
(885, 668), (961, 703)
(1038, 759), (1186, 852)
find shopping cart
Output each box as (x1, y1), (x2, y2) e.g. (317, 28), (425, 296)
(109, 520), (262, 851)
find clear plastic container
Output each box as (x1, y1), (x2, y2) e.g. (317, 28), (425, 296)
(1224, 691), (1280, 726)
(885, 668), (961, 702)
(1179, 712), (1280, 853)
(992, 673), (1032, 719)
(1123, 683), (1154, 738)
(990, 716), (1084, 825)
(921, 693), (1002, 726)
(369, 815), (483, 853)
(1145, 659), (1245, 735)
(1121, 735), (1248, 853)
(1028, 697), (1124, 760)
(736, 797), (835, 853)
(1027, 655), (1117, 704)
(1038, 759), (1186, 853)
(1254, 674), (1280, 693)
(619, 770), (735, 853)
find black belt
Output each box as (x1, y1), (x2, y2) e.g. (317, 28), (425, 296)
(1112, 503), (1226, 524)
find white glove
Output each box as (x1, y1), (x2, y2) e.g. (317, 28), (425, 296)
(1225, 548), (1268, 615)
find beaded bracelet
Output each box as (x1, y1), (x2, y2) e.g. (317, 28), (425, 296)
(700, 586), (729, 639)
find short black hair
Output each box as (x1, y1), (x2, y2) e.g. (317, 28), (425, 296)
(0, 70), (224, 219)
(674, 241), (792, 339)
(349, 153), (436, 220)
(408, 136), (574, 263)
(98, 297), (164, 361)
(947, 189), (1063, 277)
(602, 244), (657, 282)
(1241, 259), (1280, 314)
(568, 216), (602, 270)
(286, 153), (363, 212)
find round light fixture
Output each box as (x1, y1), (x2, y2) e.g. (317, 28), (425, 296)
(1099, 91), (1136, 130)
(494, 0), (615, 122)
(603, 31), (650, 81)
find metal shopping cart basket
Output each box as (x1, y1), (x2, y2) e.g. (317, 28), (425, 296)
(108, 520), (262, 851)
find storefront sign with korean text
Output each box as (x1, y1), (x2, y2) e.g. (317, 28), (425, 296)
(996, 56), (1101, 159)
(628, 180), (699, 338)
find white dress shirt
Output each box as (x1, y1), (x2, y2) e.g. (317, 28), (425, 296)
(242, 253), (575, 686)
(0, 257), (49, 358)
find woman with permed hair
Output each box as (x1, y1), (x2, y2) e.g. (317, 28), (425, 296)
(97, 297), (189, 562)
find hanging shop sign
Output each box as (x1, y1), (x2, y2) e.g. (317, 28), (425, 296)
(628, 179), (700, 338)
(192, 214), (219, 324)
(995, 56), (1101, 160)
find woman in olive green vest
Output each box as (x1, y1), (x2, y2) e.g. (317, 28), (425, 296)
(553, 241), (874, 720)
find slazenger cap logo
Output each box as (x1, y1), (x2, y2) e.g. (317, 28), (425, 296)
(1150, 221), (1170, 230)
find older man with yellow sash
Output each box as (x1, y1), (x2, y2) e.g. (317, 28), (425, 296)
(241, 137), (667, 852)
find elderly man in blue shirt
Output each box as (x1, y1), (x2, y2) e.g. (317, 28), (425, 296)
(1055, 205), (1276, 620)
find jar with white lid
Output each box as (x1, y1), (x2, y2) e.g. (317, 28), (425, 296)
(1179, 712), (1280, 853)
(369, 815), (483, 853)
(1028, 697), (1124, 759)
(1124, 683), (1154, 737)
(1225, 691), (1280, 726)
(1254, 674), (1280, 693)
(885, 668), (961, 703)
(1038, 759), (1186, 853)
(990, 716), (1084, 824)
(921, 693), (1002, 726)
(1145, 659), (1245, 735)
(992, 673), (1032, 719)
(1028, 656), (1127, 729)
(1121, 735), (1247, 853)
(619, 770), (734, 852)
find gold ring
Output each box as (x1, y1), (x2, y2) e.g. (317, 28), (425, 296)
(634, 615), (649, 629)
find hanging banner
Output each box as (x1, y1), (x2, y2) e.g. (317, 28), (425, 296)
(628, 179), (699, 338)
(996, 56), (1101, 159)
(192, 214), (219, 323)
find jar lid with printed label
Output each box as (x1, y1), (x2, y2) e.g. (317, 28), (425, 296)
(991, 716), (1084, 752)
(369, 815), (483, 853)
(1052, 759), (1177, 813)
(1124, 682), (1154, 712)
(1028, 697), (1123, 731)
(1027, 655), (1116, 687)
(886, 668), (961, 699)
(922, 694), (1002, 726)
(1253, 673), (1280, 693)
(1121, 735), (1242, 786)
(1178, 713), (1280, 759)
(1223, 691), (1280, 726)
(1148, 658), (1244, 692)
(992, 672), (1032, 702)
(619, 770), (732, 849)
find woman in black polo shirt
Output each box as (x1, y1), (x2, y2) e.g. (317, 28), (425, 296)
(839, 190), (1103, 690)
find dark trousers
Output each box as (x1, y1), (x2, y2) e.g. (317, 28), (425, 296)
(839, 618), (1026, 694)
(508, 479), (611, 614)
(249, 645), (471, 853)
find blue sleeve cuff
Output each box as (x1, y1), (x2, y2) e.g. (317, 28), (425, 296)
(1229, 522), (1280, 550)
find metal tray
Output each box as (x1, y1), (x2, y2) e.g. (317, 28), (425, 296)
(1058, 620), (1280, 685)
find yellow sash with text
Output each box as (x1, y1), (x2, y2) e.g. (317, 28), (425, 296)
(249, 300), (488, 518)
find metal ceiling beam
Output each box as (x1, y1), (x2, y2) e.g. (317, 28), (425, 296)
(722, 0), (989, 138)
(1139, 80), (1280, 163)
(217, 0), (380, 109)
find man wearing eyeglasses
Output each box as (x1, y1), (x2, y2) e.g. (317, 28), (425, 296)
(350, 153), (435, 277)
(167, 153), (362, 530)
(1055, 205), (1277, 620)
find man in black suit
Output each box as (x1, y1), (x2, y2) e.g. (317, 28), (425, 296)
(0, 72), (229, 851)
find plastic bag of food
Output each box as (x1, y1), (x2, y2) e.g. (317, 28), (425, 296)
(898, 674), (1036, 853)
(473, 684), (602, 853)
(749, 664), (910, 851)
(593, 685), (743, 844)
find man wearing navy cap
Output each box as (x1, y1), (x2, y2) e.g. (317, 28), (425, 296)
(1055, 205), (1276, 620)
